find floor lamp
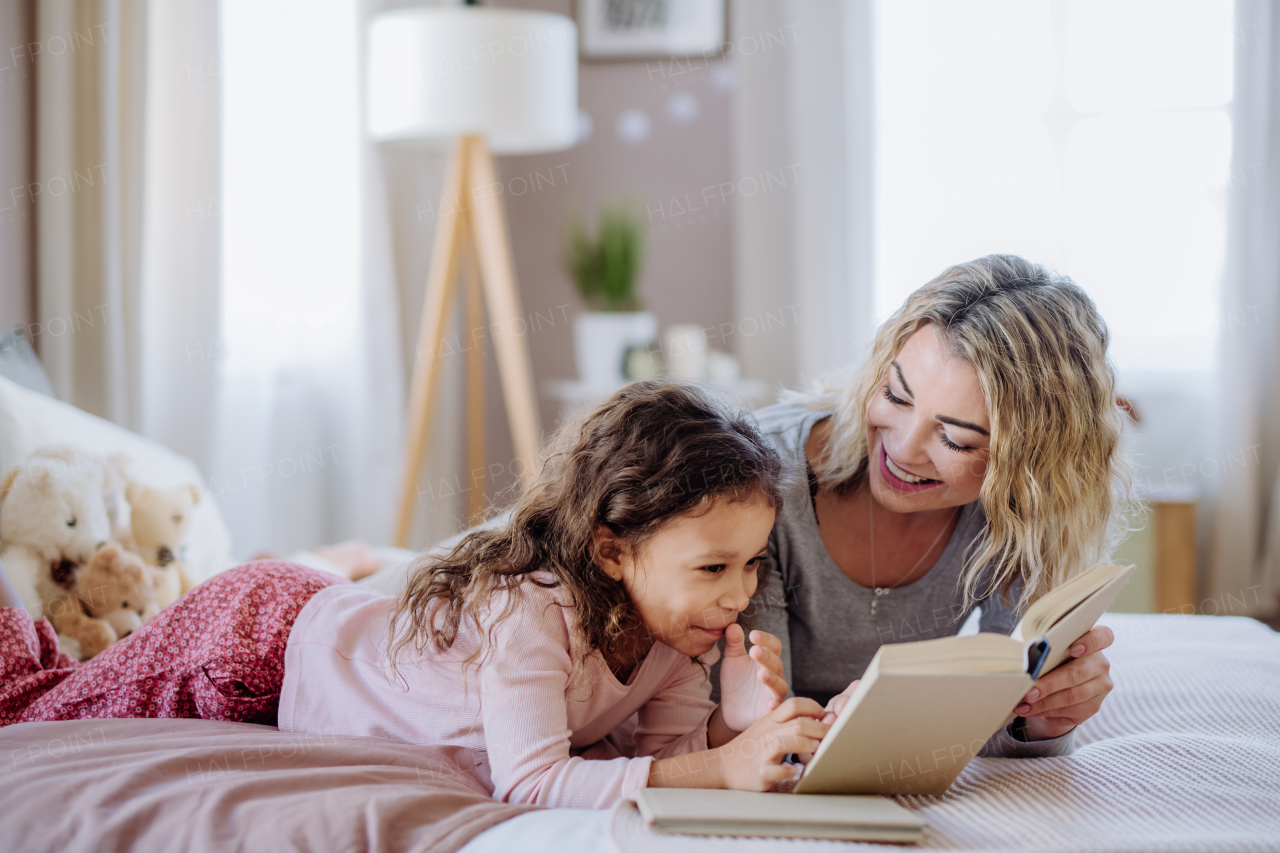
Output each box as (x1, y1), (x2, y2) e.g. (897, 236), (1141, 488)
(367, 8), (579, 547)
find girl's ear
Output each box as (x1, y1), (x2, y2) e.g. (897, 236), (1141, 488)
(593, 525), (627, 582)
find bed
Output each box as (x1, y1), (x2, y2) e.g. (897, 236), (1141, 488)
(2, 614), (1278, 852)
(468, 611), (1280, 853)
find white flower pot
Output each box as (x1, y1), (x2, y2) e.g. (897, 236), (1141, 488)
(574, 311), (657, 388)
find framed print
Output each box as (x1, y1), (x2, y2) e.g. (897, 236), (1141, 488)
(578, 0), (725, 58)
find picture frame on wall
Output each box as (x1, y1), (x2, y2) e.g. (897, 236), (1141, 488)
(577, 0), (725, 58)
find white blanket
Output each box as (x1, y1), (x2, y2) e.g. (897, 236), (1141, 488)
(596, 613), (1280, 852)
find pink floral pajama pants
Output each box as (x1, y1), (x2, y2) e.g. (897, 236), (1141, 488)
(0, 562), (342, 727)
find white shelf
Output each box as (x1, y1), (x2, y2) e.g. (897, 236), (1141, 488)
(542, 378), (774, 407)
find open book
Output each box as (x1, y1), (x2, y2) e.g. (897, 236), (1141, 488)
(794, 563), (1134, 796)
(634, 788), (926, 842)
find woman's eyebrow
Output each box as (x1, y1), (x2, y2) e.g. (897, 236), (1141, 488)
(893, 358), (989, 436)
(891, 361), (913, 397)
(937, 415), (990, 437)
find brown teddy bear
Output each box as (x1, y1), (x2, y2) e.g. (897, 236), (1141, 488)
(125, 482), (201, 609)
(42, 543), (159, 660)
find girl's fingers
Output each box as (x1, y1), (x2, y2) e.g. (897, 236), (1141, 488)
(756, 718), (828, 753)
(748, 644), (785, 677)
(791, 718), (830, 740)
(770, 697), (826, 722)
(764, 733), (824, 760)
(829, 683), (858, 717)
(760, 763), (803, 786)
(744, 729), (824, 763)
(757, 667), (789, 700)
(723, 623), (747, 654)
(748, 630), (783, 657)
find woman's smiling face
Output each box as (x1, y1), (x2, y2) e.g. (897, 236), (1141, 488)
(865, 323), (992, 513)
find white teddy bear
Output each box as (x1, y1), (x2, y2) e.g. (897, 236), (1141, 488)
(0, 452), (114, 620)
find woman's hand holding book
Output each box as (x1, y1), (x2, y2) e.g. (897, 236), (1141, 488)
(1015, 624), (1115, 740)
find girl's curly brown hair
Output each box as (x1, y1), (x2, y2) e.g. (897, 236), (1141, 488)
(385, 380), (789, 671)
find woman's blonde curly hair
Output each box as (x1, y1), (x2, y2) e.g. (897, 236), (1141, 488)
(800, 254), (1134, 616)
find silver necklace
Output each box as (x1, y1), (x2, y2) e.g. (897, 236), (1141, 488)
(868, 495), (958, 615)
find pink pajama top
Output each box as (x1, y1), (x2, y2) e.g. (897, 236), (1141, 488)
(278, 576), (716, 809)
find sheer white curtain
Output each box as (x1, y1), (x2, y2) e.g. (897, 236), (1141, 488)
(211, 0), (404, 558)
(33, 0), (420, 560)
(729, 0), (875, 389)
(35, 0), (221, 467)
(1208, 0), (1280, 613)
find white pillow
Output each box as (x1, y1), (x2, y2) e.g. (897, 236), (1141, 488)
(0, 375), (235, 584)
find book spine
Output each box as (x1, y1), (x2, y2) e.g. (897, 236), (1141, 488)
(1026, 639), (1050, 680)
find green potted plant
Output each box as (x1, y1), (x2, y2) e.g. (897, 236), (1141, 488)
(563, 205), (656, 387)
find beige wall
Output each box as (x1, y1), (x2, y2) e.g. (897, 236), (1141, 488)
(499, 0), (739, 501)
(385, 0), (741, 517)
(0, 0), (34, 337)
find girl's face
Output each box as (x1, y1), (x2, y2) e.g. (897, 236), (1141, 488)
(865, 323), (992, 513)
(596, 493), (775, 659)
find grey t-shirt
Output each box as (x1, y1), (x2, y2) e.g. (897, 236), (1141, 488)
(748, 400), (1074, 758)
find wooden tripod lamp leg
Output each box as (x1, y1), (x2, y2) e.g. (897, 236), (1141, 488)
(464, 223), (487, 525)
(394, 137), (471, 548)
(465, 136), (543, 481)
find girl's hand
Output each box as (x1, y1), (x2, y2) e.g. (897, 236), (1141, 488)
(821, 678), (861, 725)
(1015, 625), (1115, 740)
(719, 698), (829, 791)
(648, 698), (828, 792)
(718, 625), (788, 733)
(795, 678), (860, 764)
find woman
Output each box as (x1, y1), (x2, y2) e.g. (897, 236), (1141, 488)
(753, 254), (1130, 754)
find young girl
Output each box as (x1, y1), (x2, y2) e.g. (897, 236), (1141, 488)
(0, 381), (829, 809)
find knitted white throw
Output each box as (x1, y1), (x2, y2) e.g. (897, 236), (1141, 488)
(611, 613), (1280, 852)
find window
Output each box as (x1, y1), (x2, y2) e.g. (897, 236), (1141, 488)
(873, 0), (1234, 375)
(214, 0), (363, 555)
(220, 0), (361, 369)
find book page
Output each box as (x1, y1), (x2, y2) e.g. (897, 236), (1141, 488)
(878, 632), (1025, 674)
(1029, 564), (1134, 675)
(1013, 563), (1128, 642)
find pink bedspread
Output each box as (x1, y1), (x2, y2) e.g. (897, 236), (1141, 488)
(0, 718), (537, 853)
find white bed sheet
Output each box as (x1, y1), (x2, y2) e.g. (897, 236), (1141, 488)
(459, 808), (614, 853)
(462, 613), (1280, 853)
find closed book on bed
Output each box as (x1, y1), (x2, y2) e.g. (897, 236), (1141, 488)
(795, 563), (1134, 796)
(634, 788), (925, 842)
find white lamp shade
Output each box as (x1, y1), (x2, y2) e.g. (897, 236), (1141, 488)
(368, 7), (578, 155)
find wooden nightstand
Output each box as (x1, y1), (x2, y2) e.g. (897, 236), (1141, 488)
(1110, 487), (1198, 614)
(1152, 497), (1198, 613)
